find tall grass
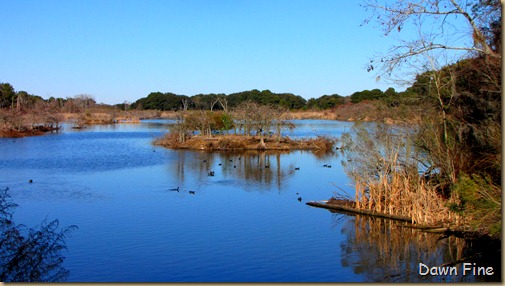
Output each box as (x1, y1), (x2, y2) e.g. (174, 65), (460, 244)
(342, 123), (461, 226)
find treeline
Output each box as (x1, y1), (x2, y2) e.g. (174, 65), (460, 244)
(1, 81), (412, 114)
(0, 83), (110, 136)
(131, 88), (411, 111)
(0, 83), (100, 113)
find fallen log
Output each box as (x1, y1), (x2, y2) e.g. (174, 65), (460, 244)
(306, 201), (489, 239)
(306, 201), (412, 222)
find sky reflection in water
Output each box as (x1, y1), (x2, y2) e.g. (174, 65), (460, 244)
(0, 120), (500, 282)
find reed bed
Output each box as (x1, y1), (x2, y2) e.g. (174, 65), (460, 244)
(342, 123), (462, 227)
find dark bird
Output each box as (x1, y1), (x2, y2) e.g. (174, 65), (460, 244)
(295, 167), (300, 170)
(327, 165), (332, 168)
(323, 164), (328, 167)
(203, 160), (207, 163)
(229, 159), (233, 162)
(265, 165), (270, 169)
(169, 187), (180, 192)
(238, 157), (241, 160)
(208, 171), (215, 176)
(297, 197), (302, 202)
(296, 192), (299, 195)
(234, 165), (237, 168)
(29, 179), (33, 183)
(218, 163), (222, 166)
(189, 191), (195, 194)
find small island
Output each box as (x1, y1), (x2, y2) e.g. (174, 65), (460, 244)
(154, 133), (335, 151)
(153, 101), (337, 152)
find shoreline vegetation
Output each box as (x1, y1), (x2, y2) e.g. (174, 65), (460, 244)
(0, 101), (399, 138)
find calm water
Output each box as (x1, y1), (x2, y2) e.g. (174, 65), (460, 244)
(0, 120), (500, 282)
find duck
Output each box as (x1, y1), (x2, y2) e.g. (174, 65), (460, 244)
(189, 191), (195, 194)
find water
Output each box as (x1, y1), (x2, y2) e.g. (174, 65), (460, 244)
(0, 120), (500, 282)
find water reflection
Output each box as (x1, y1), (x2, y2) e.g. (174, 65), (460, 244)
(168, 150), (309, 192)
(336, 213), (501, 282)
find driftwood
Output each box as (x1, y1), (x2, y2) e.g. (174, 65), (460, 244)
(307, 200), (487, 239)
(306, 201), (412, 222)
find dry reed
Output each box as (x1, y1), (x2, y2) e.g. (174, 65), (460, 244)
(342, 123), (462, 227)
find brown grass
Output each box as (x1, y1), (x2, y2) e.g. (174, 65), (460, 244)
(153, 133), (336, 151)
(342, 123), (463, 227)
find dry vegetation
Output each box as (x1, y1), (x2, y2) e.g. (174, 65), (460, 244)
(153, 133), (335, 151)
(340, 123), (463, 227)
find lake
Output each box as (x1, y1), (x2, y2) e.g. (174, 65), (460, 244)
(0, 119), (500, 282)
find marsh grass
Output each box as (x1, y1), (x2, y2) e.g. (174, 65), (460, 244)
(342, 123), (461, 226)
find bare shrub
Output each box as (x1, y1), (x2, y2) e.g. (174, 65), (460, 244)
(342, 123), (461, 226)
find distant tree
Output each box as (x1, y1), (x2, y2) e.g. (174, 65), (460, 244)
(133, 92), (182, 111)
(350, 89), (384, 103)
(0, 83), (16, 109)
(217, 95), (229, 113)
(181, 97), (190, 111)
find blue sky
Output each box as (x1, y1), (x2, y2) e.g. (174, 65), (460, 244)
(1, 0), (402, 104)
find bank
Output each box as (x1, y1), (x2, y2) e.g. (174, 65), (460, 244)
(153, 133), (336, 151)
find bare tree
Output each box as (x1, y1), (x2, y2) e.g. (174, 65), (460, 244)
(217, 96), (229, 113)
(181, 98), (190, 111)
(234, 101), (281, 148)
(73, 94), (96, 111)
(210, 97), (220, 111)
(123, 100), (130, 111)
(362, 0), (501, 83)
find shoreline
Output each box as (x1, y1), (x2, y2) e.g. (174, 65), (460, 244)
(153, 133), (336, 151)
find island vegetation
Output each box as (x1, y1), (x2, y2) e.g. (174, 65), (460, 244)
(153, 101), (336, 151)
